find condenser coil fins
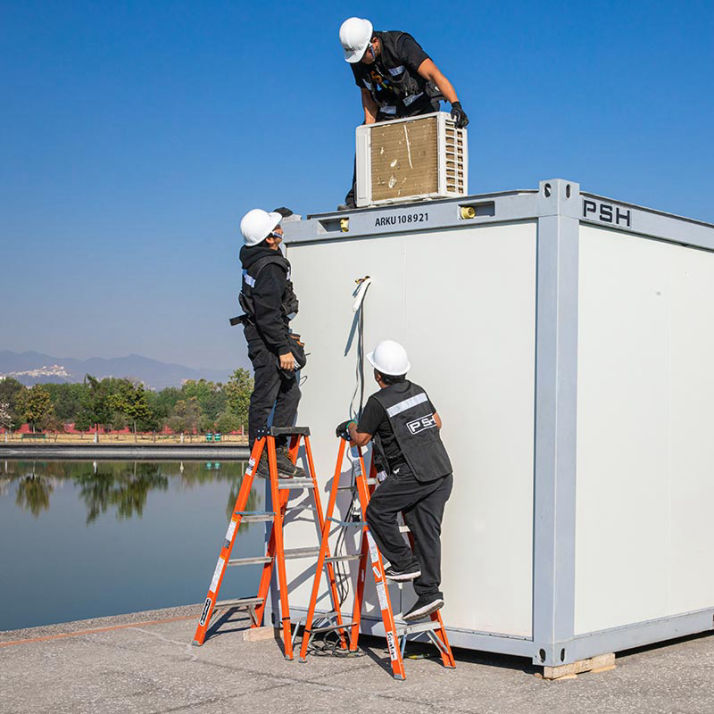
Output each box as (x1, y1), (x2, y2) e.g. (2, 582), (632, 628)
(355, 112), (468, 207)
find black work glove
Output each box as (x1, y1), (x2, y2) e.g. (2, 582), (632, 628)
(450, 101), (469, 128)
(335, 420), (356, 440)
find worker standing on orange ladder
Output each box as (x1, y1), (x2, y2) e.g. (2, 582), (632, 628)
(336, 340), (453, 621)
(234, 207), (306, 478)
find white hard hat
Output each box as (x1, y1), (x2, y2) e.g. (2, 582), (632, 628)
(367, 340), (411, 376)
(240, 209), (282, 246)
(339, 17), (373, 63)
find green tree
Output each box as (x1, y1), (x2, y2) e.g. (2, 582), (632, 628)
(215, 409), (241, 434)
(0, 400), (12, 431)
(148, 386), (180, 424)
(0, 377), (25, 430)
(82, 375), (115, 434)
(224, 368), (252, 429)
(40, 411), (65, 438)
(167, 397), (202, 435)
(198, 412), (215, 433)
(44, 382), (86, 422)
(74, 409), (93, 433)
(181, 379), (226, 422)
(110, 380), (156, 437)
(18, 385), (53, 432)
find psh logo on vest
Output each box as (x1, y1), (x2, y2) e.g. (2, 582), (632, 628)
(407, 414), (437, 435)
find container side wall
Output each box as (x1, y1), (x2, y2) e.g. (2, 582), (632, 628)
(575, 224), (714, 634)
(286, 221), (537, 636)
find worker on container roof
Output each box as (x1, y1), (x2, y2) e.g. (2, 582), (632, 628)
(338, 17), (469, 210)
(336, 340), (453, 621)
(235, 206), (306, 479)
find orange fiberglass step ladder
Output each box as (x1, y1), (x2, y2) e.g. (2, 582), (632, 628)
(298, 437), (456, 680)
(192, 426), (345, 659)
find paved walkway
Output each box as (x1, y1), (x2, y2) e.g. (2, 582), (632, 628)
(1, 605), (712, 714)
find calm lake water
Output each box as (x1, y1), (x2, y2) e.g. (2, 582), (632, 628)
(0, 460), (265, 632)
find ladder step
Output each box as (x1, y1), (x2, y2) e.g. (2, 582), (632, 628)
(278, 478), (315, 490)
(214, 596), (264, 609)
(227, 547), (322, 565)
(235, 511), (275, 522)
(309, 621), (355, 634)
(337, 478), (377, 491)
(325, 554), (362, 563)
(269, 426), (311, 436)
(328, 517), (367, 527)
(228, 556), (272, 566)
(397, 621), (441, 636)
(284, 547), (321, 559)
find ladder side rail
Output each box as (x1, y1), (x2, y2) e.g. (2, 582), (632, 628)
(405, 500), (456, 669)
(299, 438), (350, 661)
(287, 433), (301, 464)
(267, 435), (294, 659)
(430, 611), (456, 667)
(348, 446), (371, 650)
(349, 530), (369, 650)
(354, 446), (407, 680)
(192, 438), (265, 645)
(252, 489), (288, 625)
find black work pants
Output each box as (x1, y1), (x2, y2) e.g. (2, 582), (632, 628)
(366, 467), (453, 599)
(246, 337), (301, 449)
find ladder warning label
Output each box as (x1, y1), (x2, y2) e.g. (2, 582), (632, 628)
(210, 557), (225, 593)
(224, 520), (236, 545)
(386, 631), (399, 661)
(376, 582), (389, 610)
(199, 597), (212, 626)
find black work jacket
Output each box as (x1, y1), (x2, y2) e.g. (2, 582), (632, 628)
(238, 244), (298, 354)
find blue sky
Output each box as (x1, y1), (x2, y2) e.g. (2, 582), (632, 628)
(2, 0), (713, 370)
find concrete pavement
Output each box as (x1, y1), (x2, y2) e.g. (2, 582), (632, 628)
(1, 605), (712, 714)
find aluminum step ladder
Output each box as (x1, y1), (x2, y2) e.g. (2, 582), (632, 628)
(192, 426), (342, 660)
(298, 437), (455, 680)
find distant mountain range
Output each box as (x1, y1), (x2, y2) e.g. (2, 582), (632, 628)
(0, 351), (235, 390)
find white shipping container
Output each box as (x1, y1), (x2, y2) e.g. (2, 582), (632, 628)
(275, 179), (714, 668)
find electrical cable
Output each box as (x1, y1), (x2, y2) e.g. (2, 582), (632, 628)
(349, 277), (371, 420)
(307, 276), (372, 658)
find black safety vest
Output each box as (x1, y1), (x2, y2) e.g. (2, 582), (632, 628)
(361, 31), (438, 115)
(372, 381), (452, 483)
(239, 254), (299, 322)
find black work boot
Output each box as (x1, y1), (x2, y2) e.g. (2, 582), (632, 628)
(253, 448), (305, 479)
(403, 594), (445, 621)
(384, 563), (422, 581)
(254, 452), (269, 478)
(275, 446), (306, 479)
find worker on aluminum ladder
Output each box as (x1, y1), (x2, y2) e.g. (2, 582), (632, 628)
(337, 17), (470, 210)
(336, 340), (453, 620)
(234, 207), (307, 479)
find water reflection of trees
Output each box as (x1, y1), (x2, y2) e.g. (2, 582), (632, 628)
(74, 463), (169, 524)
(15, 474), (55, 517)
(0, 460), (258, 526)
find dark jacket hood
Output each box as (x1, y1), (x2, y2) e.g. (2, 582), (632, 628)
(239, 243), (283, 270)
